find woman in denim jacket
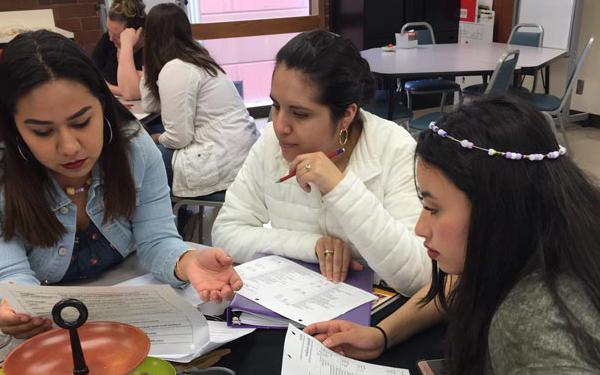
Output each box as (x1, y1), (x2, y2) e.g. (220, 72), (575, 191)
(0, 30), (242, 339)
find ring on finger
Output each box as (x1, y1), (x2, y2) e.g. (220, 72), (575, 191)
(324, 249), (334, 257)
(304, 162), (311, 171)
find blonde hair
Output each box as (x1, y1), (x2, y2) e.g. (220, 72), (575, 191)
(108, 0), (146, 28)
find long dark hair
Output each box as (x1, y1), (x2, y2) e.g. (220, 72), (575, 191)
(143, 3), (224, 101)
(275, 30), (375, 123)
(0, 30), (138, 247)
(417, 96), (600, 374)
(108, 0), (146, 29)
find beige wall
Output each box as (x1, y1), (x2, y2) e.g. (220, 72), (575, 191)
(547, 0), (600, 115)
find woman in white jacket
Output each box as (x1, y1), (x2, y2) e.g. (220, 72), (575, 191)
(212, 30), (430, 296)
(140, 4), (258, 197)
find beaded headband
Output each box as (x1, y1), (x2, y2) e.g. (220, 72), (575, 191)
(428, 122), (567, 161)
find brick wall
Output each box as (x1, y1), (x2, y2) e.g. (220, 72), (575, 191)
(0, 0), (103, 54)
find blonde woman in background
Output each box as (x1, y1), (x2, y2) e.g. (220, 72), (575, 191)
(92, 0), (145, 100)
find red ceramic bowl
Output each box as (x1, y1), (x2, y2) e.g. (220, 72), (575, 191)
(4, 321), (150, 375)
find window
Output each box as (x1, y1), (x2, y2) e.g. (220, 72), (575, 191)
(186, 0), (326, 107)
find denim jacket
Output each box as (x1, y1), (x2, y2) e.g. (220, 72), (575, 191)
(0, 127), (189, 286)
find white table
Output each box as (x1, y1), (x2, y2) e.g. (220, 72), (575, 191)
(361, 42), (567, 119)
(119, 98), (160, 125)
(0, 9), (74, 45)
(361, 42), (567, 78)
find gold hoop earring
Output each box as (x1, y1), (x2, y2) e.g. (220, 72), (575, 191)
(105, 118), (114, 144)
(16, 141), (29, 161)
(339, 128), (349, 146)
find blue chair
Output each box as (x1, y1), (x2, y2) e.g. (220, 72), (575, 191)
(464, 23), (543, 96)
(408, 49), (519, 132)
(401, 22), (462, 105)
(522, 37), (594, 152)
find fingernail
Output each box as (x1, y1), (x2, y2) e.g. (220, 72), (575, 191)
(19, 316), (29, 322)
(323, 339), (331, 347)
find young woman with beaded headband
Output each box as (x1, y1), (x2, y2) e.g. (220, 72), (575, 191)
(306, 96), (600, 374)
(0, 31), (241, 339)
(91, 0), (146, 99)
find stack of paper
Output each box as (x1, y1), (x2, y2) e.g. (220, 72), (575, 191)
(0, 284), (253, 363)
(234, 255), (377, 326)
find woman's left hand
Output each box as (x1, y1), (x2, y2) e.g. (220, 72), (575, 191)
(119, 27), (143, 49)
(179, 248), (243, 303)
(290, 152), (344, 195)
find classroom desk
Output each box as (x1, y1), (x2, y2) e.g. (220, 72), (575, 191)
(1, 256), (445, 374)
(215, 297), (446, 375)
(361, 42), (567, 119)
(119, 98), (160, 126)
(362, 42), (566, 79)
(0, 9), (74, 46)
(71, 257), (446, 374)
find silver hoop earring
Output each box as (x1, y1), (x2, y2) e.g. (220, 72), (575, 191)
(105, 118), (114, 144)
(16, 142), (29, 161)
(339, 128), (349, 146)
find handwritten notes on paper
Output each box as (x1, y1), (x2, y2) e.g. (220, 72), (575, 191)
(282, 324), (408, 375)
(235, 255), (376, 326)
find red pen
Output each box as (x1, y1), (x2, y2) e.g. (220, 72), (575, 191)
(276, 147), (346, 183)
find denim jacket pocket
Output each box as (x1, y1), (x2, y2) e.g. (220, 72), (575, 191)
(180, 142), (219, 188)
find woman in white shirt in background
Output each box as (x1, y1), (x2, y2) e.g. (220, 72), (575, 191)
(212, 30), (430, 296)
(140, 3), (258, 197)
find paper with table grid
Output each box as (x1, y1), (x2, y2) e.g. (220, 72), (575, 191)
(235, 255), (377, 326)
(282, 324), (408, 375)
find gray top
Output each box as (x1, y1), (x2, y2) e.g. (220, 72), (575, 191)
(487, 273), (600, 374)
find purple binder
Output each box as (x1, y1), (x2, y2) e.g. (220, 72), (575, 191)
(226, 258), (374, 329)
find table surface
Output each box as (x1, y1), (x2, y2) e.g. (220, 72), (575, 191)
(0, 257), (445, 374)
(361, 42), (567, 78)
(216, 297), (446, 375)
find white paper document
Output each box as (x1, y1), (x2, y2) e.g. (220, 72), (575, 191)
(116, 274), (255, 361)
(117, 273), (205, 308)
(235, 255), (376, 326)
(0, 284), (207, 361)
(282, 324), (409, 375)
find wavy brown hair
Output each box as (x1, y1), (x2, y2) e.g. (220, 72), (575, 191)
(143, 3), (224, 101)
(0, 30), (138, 247)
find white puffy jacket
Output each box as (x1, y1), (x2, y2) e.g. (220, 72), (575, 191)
(212, 110), (430, 296)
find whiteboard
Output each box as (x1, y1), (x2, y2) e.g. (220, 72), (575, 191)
(517, 0), (577, 50)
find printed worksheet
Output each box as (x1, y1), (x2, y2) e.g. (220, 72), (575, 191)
(282, 324), (408, 375)
(0, 284), (208, 360)
(235, 255), (376, 326)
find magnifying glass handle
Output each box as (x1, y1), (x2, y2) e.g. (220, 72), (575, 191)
(52, 298), (90, 375)
(69, 328), (89, 375)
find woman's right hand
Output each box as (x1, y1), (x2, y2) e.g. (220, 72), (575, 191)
(304, 320), (386, 360)
(315, 236), (363, 282)
(0, 299), (52, 339)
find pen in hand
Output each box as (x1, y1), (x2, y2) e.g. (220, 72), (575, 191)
(276, 147), (346, 183)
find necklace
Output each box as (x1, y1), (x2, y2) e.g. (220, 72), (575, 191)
(65, 179), (92, 196)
